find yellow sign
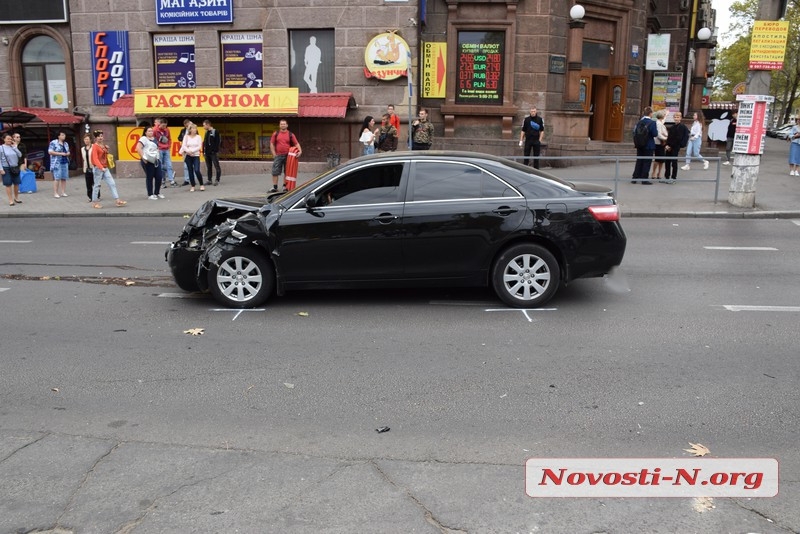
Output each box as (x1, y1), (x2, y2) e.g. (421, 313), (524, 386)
(748, 20), (789, 70)
(116, 126), (194, 162)
(422, 42), (447, 98)
(133, 88), (299, 115)
(364, 31), (410, 81)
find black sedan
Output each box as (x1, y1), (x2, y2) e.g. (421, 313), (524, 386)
(166, 151), (626, 308)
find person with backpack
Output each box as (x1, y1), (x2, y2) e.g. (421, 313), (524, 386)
(631, 106), (659, 185)
(375, 113), (398, 152)
(269, 119), (302, 192)
(663, 112), (690, 184)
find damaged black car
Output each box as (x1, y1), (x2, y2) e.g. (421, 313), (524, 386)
(166, 151), (626, 308)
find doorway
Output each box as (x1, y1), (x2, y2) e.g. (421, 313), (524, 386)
(579, 41), (624, 142)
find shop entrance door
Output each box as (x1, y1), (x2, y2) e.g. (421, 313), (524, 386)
(586, 74), (626, 142)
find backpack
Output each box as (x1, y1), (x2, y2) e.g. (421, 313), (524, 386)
(633, 119), (651, 149)
(271, 130), (297, 147)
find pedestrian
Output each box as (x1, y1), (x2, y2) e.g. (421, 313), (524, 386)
(80, 133), (100, 202)
(787, 117), (800, 176)
(179, 122), (204, 191)
(177, 119), (192, 186)
(153, 118), (177, 187)
(0, 133), (23, 206)
(663, 112), (689, 184)
(202, 119), (222, 185)
(269, 119), (302, 192)
(137, 126), (164, 199)
(519, 106), (545, 169)
(681, 112), (709, 170)
(12, 132), (27, 171)
(724, 112), (737, 165)
(387, 104), (401, 145)
(358, 116), (376, 155)
(375, 113), (398, 153)
(650, 110), (669, 180)
(48, 130), (71, 198)
(411, 108), (434, 150)
(90, 130), (127, 208)
(631, 106), (658, 185)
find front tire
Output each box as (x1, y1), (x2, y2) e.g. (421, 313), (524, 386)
(207, 248), (274, 308)
(492, 244), (560, 307)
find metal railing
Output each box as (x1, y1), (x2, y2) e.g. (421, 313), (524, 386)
(506, 155), (725, 203)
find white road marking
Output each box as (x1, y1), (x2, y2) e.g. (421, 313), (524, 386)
(0, 288), (10, 292)
(703, 246), (778, 251)
(131, 241), (171, 245)
(721, 305), (800, 312)
(0, 240), (32, 244)
(791, 220), (800, 226)
(158, 292), (207, 299)
(210, 308), (267, 321)
(485, 308), (557, 322)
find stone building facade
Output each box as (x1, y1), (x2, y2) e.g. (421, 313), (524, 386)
(0, 0), (713, 175)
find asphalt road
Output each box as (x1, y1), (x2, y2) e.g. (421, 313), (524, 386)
(1, 217), (799, 533)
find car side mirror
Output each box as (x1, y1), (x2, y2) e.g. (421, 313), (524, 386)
(304, 192), (318, 210)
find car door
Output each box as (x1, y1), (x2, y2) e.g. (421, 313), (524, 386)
(274, 162), (407, 283)
(401, 160), (528, 280)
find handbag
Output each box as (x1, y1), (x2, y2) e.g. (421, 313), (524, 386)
(106, 153), (115, 169)
(0, 147), (19, 175)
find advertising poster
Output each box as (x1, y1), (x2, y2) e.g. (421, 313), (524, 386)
(422, 41), (446, 98)
(221, 33), (263, 88)
(154, 34), (196, 89)
(47, 79), (69, 109)
(156, 0), (233, 25)
(363, 31), (410, 81)
(116, 126), (189, 162)
(645, 34), (670, 70)
(456, 31), (504, 105)
(748, 20), (789, 70)
(91, 31), (131, 105)
(650, 72), (682, 115)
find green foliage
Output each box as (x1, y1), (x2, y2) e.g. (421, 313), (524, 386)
(714, 0), (800, 120)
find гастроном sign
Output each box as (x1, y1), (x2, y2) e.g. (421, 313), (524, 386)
(156, 0), (233, 25)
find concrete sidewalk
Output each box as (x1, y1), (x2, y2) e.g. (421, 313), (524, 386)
(3, 137), (799, 219)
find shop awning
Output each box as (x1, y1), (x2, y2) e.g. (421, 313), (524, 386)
(107, 95), (135, 118)
(298, 93), (356, 118)
(0, 107), (83, 125)
(105, 92), (356, 119)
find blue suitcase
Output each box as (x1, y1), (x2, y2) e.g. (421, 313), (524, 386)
(19, 170), (37, 193)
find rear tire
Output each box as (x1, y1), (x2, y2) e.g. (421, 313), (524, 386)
(492, 244), (560, 307)
(207, 247), (274, 308)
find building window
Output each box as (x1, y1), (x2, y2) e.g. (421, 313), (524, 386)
(154, 34), (196, 89)
(21, 35), (67, 109)
(581, 41), (612, 71)
(289, 30), (334, 93)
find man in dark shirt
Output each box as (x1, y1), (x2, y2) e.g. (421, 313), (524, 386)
(519, 107), (545, 169)
(203, 119), (222, 185)
(631, 107), (659, 185)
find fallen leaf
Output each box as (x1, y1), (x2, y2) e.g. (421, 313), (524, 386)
(184, 328), (205, 336)
(41, 276), (51, 280)
(183, 214), (191, 219)
(297, 312), (309, 317)
(51, 387), (59, 393)
(125, 280), (135, 286)
(692, 496), (715, 512)
(283, 383), (295, 389)
(684, 442), (710, 457)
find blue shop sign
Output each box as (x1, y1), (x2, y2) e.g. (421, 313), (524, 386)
(155, 0), (233, 25)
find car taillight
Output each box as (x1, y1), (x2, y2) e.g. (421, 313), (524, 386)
(588, 204), (620, 222)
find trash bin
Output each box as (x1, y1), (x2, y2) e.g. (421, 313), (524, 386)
(326, 152), (341, 169)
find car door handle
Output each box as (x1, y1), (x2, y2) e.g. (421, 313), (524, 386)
(492, 206), (519, 216)
(373, 213), (399, 224)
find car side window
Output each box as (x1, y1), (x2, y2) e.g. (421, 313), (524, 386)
(320, 163), (404, 206)
(411, 162), (516, 201)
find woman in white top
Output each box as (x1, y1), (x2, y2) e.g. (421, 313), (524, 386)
(359, 116), (376, 155)
(179, 123), (204, 191)
(138, 126), (164, 199)
(650, 110), (669, 180)
(682, 112), (708, 170)
(81, 133), (98, 202)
